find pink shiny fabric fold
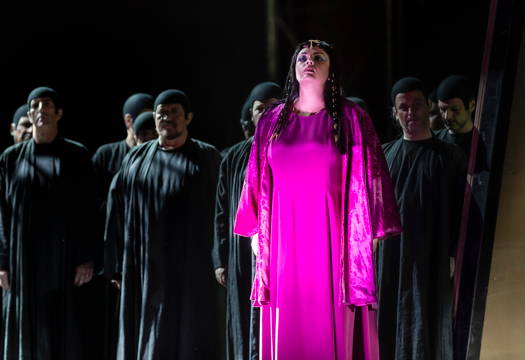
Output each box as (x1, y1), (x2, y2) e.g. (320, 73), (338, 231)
(234, 101), (402, 307)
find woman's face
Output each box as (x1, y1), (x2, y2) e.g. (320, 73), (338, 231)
(295, 46), (330, 86)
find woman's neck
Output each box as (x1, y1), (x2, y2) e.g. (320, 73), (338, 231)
(294, 84), (325, 113)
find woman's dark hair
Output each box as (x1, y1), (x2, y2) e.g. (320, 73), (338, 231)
(272, 40), (345, 153)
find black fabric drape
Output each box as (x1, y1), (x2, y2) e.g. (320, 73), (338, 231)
(92, 140), (131, 215)
(212, 138), (259, 360)
(433, 127), (489, 359)
(377, 137), (466, 360)
(92, 139), (131, 360)
(105, 139), (222, 360)
(0, 138), (98, 360)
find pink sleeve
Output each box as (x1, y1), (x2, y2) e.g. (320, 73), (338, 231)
(360, 110), (402, 239)
(233, 143), (259, 237)
(233, 106), (279, 307)
(234, 112), (267, 237)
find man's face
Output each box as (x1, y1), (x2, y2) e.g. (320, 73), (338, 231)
(11, 116), (33, 143)
(295, 46), (330, 87)
(438, 98), (474, 133)
(136, 128), (158, 145)
(429, 101), (444, 130)
(28, 97), (62, 129)
(154, 103), (192, 141)
(393, 90), (430, 138)
(251, 98), (279, 127)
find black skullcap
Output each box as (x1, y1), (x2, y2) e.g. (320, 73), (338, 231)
(27, 86), (61, 109)
(346, 97), (369, 114)
(123, 93), (154, 119)
(437, 75), (475, 108)
(12, 104), (29, 125)
(240, 82), (282, 130)
(390, 77), (427, 104)
(133, 112), (155, 134)
(154, 89), (191, 115)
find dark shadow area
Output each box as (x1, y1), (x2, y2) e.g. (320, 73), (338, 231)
(1, 0), (489, 152)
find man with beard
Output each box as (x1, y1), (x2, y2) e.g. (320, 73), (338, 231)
(212, 82), (280, 360)
(105, 89), (222, 359)
(0, 87), (97, 360)
(429, 90), (444, 130)
(377, 78), (466, 360)
(434, 75), (488, 357)
(10, 104), (32, 144)
(434, 75), (476, 156)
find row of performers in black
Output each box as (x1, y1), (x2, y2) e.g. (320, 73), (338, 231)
(0, 74), (480, 360)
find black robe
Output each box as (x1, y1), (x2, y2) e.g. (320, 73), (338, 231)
(105, 138), (222, 360)
(0, 138), (97, 360)
(378, 137), (466, 360)
(92, 140), (131, 211)
(434, 128), (473, 158)
(92, 139), (131, 360)
(212, 138), (259, 360)
(434, 127), (488, 358)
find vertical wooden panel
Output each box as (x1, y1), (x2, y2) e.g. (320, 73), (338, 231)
(480, 22), (525, 359)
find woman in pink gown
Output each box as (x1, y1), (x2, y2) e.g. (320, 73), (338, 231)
(234, 40), (402, 360)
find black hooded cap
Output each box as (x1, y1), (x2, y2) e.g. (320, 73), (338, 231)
(123, 93), (154, 119)
(12, 104), (29, 125)
(437, 75), (475, 108)
(154, 89), (191, 115)
(390, 77), (427, 104)
(133, 112), (155, 134)
(27, 87), (61, 109)
(240, 82), (282, 132)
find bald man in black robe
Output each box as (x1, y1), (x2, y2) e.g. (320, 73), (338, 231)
(105, 89), (222, 360)
(0, 87), (97, 360)
(377, 78), (466, 360)
(212, 82), (280, 360)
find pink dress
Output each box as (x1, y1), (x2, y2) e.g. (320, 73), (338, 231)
(264, 109), (348, 358)
(235, 101), (402, 360)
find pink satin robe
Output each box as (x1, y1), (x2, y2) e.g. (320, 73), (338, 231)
(234, 100), (402, 359)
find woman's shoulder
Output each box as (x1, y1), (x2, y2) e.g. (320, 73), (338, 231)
(341, 97), (368, 119)
(264, 101), (285, 119)
(340, 97), (381, 146)
(257, 101), (285, 129)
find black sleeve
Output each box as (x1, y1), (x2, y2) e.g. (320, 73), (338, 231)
(104, 170), (125, 280)
(72, 149), (99, 267)
(212, 155), (230, 269)
(0, 155), (9, 270)
(92, 148), (110, 214)
(450, 148), (468, 256)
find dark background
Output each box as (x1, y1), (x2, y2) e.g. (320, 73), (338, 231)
(0, 0), (490, 154)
